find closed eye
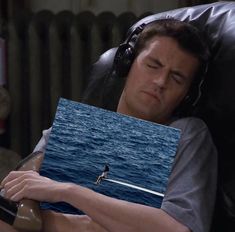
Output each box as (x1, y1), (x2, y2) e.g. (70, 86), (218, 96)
(171, 73), (185, 85)
(147, 64), (160, 69)
(146, 57), (163, 70)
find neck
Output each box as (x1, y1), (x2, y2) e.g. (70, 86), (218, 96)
(117, 102), (171, 125)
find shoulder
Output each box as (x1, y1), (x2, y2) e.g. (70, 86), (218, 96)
(33, 127), (52, 153)
(42, 127), (52, 139)
(169, 117), (210, 142)
(170, 116), (207, 131)
(168, 117), (218, 179)
(169, 117), (217, 167)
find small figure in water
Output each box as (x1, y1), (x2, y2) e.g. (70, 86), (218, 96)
(95, 164), (109, 185)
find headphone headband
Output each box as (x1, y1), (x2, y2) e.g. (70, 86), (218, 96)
(124, 23), (146, 45)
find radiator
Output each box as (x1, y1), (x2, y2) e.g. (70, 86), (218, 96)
(6, 10), (145, 157)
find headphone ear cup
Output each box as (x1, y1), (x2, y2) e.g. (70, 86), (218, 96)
(176, 79), (203, 116)
(113, 44), (135, 77)
(189, 78), (204, 107)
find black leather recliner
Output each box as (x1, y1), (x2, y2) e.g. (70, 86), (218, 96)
(83, 2), (235, 231)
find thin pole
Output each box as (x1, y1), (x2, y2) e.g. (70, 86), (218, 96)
(104, 178), (164, 197)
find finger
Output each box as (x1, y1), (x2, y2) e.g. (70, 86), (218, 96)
(3, 172), (39, 199)
(4, 181), (25, 201)
(3, 171), (36, 190)
(3, 177), (23, 193)
(4, 174), (40, 201)
(8, 186), (27, 202)
(1, 170), (35, 186)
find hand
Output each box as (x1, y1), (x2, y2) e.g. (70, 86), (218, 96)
(1, 170), (66, 202)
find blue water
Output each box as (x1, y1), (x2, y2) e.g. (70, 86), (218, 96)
(40, 98), (181, 214)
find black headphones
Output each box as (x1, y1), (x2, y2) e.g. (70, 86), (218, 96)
(111, 19), (209, 112)
(112, 23), (146, 78)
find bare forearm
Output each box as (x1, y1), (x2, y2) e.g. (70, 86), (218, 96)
(0, 211), (75, 232)
(1, 171), (189, 232)
(41, 210), (108, 232)
(62, 183), (190, 232)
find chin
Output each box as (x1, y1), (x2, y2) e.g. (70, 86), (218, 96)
(137, 112), (159, 123)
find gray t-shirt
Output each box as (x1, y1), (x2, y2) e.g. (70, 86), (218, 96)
(162, 117), (217, 232)
(34, 117), (217, 232)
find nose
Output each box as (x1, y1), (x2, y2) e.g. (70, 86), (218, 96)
(152, 70), (168, 90)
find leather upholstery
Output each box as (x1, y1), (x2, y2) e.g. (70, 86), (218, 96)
(83, 2), (235, 230)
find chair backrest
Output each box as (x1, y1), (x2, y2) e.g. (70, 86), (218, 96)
(83, 2), (235, 231)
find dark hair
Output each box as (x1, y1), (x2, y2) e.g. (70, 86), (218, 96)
(135, 19), (209, 79)
(83, 18), (210, 116)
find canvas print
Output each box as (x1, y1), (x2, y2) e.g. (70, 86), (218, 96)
(40, 98), (181, 214)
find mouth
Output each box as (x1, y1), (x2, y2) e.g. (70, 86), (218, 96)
(141, 91), (161, 102)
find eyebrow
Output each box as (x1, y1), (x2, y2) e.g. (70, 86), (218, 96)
(148, 56), (187, 80)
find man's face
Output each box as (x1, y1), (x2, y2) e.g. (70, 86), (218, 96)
(117, 36), (199, 124)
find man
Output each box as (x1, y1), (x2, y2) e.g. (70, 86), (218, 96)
(95, 164), (109, 185)
(1, 19), (217, 232)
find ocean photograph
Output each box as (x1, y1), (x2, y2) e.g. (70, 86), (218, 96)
(40, 98), (181, 214)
